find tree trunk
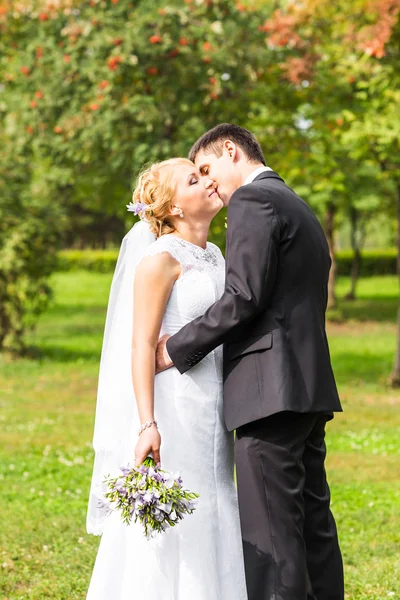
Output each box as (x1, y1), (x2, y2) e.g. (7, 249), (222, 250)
(345, 206), (363, 301)
(389, 184), (400, 387)
(325, 202), (337, 309)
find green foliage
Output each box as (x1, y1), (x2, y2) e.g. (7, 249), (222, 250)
(0, 0), (278, 244)
(58, 248), (119, 273)
(0, 141), (65, 351)
(336, 249), (397, 277)
(57, 247), (398, 276)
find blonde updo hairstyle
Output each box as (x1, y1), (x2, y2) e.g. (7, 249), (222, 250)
(132, 158), (194, 238)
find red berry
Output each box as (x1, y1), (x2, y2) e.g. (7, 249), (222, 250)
(54, 126), (63, 134)
(203, 42), (212, 51)
(113, 37), (123, 46)
(169, 49), (180, 58)
(209, 77), (217, 84)
(39, 12), (49, 21)
(107, 56), (122, 70)
(89, 103), (100, 111)
(179, 38), (189, 46)
(36, 47), (44, 59)
(98, 80), (109, 89)
(35, 90), (44, 99)
(149, 35), (162, 44)
(26, 126), (34, 134)
(63, 55), (71, 63)
(20, 66), (30, 76)
(147, 67), (158, 76)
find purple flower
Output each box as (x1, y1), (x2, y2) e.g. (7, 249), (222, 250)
(143, 491), (154, 504)
(126, 201), (146, 216)
(119, 465), (131, 476)
(103, 458), (199, 539)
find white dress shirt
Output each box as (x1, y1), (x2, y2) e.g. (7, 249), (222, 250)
(243, 166), (273, 186)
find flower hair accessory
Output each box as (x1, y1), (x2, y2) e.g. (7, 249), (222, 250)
(126, 201), (153, 217)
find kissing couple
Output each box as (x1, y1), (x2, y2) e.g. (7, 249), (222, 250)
(86, 123), (344, 600)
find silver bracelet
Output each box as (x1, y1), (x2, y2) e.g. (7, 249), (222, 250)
(137, 420), (158, 436)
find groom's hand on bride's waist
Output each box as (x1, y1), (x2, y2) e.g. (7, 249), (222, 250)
(155, 334), (174, 373)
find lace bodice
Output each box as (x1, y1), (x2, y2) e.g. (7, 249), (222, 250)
(141, 234), (225, 335)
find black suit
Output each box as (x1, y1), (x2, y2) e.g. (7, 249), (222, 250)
(167, 171), (344, 600)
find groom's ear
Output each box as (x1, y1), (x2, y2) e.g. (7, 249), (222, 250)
(223, 140), (236, 160)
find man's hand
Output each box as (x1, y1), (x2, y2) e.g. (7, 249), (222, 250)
(134, 426), (161, 467)
(155, 334), (174, 373)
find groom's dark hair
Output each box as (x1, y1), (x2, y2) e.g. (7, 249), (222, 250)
(189, 123), (266, 165)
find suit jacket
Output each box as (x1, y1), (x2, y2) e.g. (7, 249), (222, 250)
(166, 171), (342, 431)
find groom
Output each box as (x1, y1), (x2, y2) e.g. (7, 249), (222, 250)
(156, 124), (344, 600)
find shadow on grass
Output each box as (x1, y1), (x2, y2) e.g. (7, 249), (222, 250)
(332, 350), (393, 386)
(338, 298), (398, 323)
(44, 303), (107, 319)
(25, 344), (101, 363)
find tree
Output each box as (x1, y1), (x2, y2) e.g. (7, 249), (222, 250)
(259, 0), (400, 381)
(0, 0), (299, 349)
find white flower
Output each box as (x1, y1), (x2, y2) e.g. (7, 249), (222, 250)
(211, 21), (223, 34)
(221, 73), (231, 82)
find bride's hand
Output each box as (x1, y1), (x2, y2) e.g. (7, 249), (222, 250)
(135, 426), (162, 467)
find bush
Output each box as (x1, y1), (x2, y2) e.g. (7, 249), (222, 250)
(336, 249), (397, 277)
(0, 143), (65, 352)
(58, 247), (397, 276)
(58, 249), (119, 273)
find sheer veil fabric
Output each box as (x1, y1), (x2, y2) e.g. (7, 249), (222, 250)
(86, 220), (156, 536)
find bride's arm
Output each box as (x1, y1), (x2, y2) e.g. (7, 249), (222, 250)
(132, 252), (180, 466)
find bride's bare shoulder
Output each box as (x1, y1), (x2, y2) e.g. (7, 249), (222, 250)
(136, 249), (181, 284)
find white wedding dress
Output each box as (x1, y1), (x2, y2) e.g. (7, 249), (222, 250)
(86, 234), (248, 600)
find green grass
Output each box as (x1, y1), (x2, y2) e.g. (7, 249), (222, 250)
(0, 272), (399, 599)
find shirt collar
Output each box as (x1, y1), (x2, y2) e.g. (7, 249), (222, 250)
(243, 166), (273, 186)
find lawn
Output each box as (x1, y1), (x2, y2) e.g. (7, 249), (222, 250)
(0, 272), (399, 599)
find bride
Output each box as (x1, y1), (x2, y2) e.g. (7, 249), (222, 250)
(86, 158), (248, 599)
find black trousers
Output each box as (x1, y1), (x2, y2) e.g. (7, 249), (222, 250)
(235, 411), (344, 600)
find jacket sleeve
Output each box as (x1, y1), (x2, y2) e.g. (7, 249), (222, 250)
(166, 183), (281, 374)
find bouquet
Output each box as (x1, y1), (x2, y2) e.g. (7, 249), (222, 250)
(103, 457), (199, 539)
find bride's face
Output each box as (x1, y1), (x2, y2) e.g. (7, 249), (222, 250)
(173, 163), (223, 222)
